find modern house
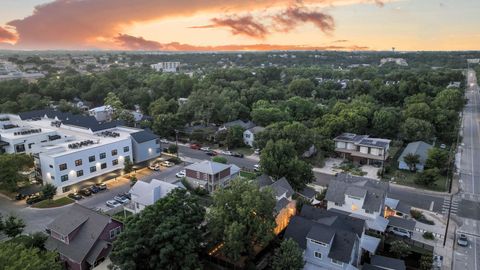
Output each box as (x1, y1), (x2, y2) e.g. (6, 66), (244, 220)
(184, 160), (240, 193)
(45, 203), (123, 270)
(0, 110), (161, 194)
(285, 205), (381, 270)
(124, 179), (179, 214)
(88, 105), (113, 122)
(397, 141), (433, 172)
(243, 126), (265, 147)
(334, 133), (391, 166)
(364, 255), (406, 270)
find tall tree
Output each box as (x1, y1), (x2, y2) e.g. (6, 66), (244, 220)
(0, 243), (62, 270)
(208, 178), (276, 261)
(389, 240), (411, 259)
(415, 168), (440, 187)
(3, 215), (25, 238)
(271, 239), (305, 270)
(425, 148), (449, 173)
(403, 153), (420, 172)
(41, 184), (57, 200)
(111, 189), (205, 270)
(104, 92), (124, 120)
(0, 154), (34, 191)
(401, 118), (435, 142)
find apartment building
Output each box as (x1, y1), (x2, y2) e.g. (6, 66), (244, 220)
(150, 62), (180, 73)
(0, 110), (160, 194)
(334, 133), (391, 166)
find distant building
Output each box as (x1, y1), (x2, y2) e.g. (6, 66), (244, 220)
(184, 160), (240, 193)
(397, 141), (433, 172)
(124, 179), (179, 214)
(334, 133), (391, 166)
(150, 62), (180, 73)
(243, 126), (265, 147)
(447, 81), (461, 89)
(89, 105), (113, 122)
(379, 58), (408, 67)
(218, 119), (256, 132)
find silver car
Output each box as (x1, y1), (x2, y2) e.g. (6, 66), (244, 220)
(457, 234), (469, 247)
(106, 200), (121, 208)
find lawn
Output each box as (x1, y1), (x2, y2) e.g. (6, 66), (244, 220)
(32, 197), (74, 208)
(231, 146), (254, 156)
(385, 169), (448, 192)
(112, 211), (133, 222)
(240, 170), (258, 179)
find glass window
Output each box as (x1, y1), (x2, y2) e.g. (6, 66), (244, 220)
(112, 159), (118, 166)
(90, 166), (96, 173)
(123, 146), (129, 152)
(59, 163), (67, 171)
(100, 153), (106, 159)
(75, 159), (82, 166)
(101, 163), (107, 169)
(61, 175), (68, 182)
(314, 252), (322, 259)
(15, 144), (25, 153)
(76, 170), (84, 177)
(111, 149), (117, 156)
(89, 156), (95, 162)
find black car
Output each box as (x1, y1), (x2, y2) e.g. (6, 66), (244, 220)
(79, 188), (92, 196)
(89, 185), (100, 193)
(15, 193), (26, 200)
(68, 193), (83, 200)
(232, 152), (244, 158)
(26, 194), (43, 205)
(96, 183), (107, 191)
(206, 151), (217, 156)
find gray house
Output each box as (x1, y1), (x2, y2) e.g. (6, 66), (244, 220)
(364, 255), (406, 270)
(397, 141), (433, 172)
(285, 205), (381, 270)
(130, 129), (161, 164)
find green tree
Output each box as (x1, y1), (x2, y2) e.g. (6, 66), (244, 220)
(419, 254), (434, 270)
(111, 189), (205, 270)
(3, 216), (25, 238)
(208, 178), (276, 261)
(271, 239), (305, 270)
(168, 144), (178, 154)
(432, 88), (464, 111)
(401, 117), (435, 141)
(41, 183), (57, 200)
(152, 113), (183, 138)
(225, 125), (245, 149)
(0, 242), (62, 270)
(0, 154), (34, 191)
(288, 78), (316, 97)
(104, 92), (124, 120)
(415, 168), (441, 187)
(123, 158), (133, 174)
(389, 240), (411, 259)
(372, 107), (400, 138)
(212, 156), (228, 164)
(404, 102), (432, 122)
(425, 148), (449, 172)
(403, 153), (420, 172)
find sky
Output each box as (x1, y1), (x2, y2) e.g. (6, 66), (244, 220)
(0, 0), (479, 51)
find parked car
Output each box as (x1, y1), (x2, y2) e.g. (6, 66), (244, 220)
(114, 195), (130, 204)
(160, 161), (174, 167)
(176, 170), (186, 178)
(106, 200), (121, 208)
(440, 144), (447, 149)
(387, 227), (411, 238)
(253, 164), (261, 172)
(79, 188), (92, 196)
(68, 193), (83, 200)
(190, 143), (202, 150)
(200, 146), (210, 151)
(96, 183), (107, 191)
(222, 150), (233, 156)
(457, 234), (469, 247)
(119, 192), (131, 200)
(15, 193), (26, 200)
(254, 149), (261, 155)
(148, 164), (161, 171)
(206, 150), (217, 156)
(89, 185), (100, 193)
(160, 138), (169, 144)
(26, 194), (43, 205)
(232, 152), (244, 158)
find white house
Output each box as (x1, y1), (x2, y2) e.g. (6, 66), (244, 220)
(243, 126), (265, 147)
(89, 105), (113, 122)
(124, 179), (179, 214)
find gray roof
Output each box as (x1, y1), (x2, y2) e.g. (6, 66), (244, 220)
(298, 186), (317, 199)
(45, 204), (116, 263)
(362, 264), (385, 270)
(222, 120), (256, 130)
(334, 133), (368, 143)
(300, 205), (365, 237)
(246, 126), (265, 134)
(325, 174), (388, 213)
(275, 197), (291, 213)
(270, 177), (294, 198)
(395, 201), (412, 215)
(371, 255), (406, 270)
(357, 138), (391, 148)
(85, 240), (110, 265)
(306, 223), (335, 244)
(185, 160), (231, 175)
(257, 174), (274, 188)
(397, 141), (433, 164)
(388, 217), (416, 231)
(130, 130), (159, 143)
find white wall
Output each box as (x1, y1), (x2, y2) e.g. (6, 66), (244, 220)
(243, 130), (254, 147)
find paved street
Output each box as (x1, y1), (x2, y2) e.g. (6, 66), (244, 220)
(453, 68), (480, 270)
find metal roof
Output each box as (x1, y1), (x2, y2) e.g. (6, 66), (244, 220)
(130, 130), (159, 143)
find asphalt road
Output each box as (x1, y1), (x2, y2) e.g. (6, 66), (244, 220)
(454, 69), (480, 270)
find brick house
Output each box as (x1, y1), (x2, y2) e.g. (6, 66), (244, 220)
(45, 203), (123, 270)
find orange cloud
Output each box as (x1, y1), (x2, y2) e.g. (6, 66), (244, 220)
(0, 26), (17, 43)
(190, 15), (269, 39)
(113, 33), (368, 51)
(273, 5), (335, 34)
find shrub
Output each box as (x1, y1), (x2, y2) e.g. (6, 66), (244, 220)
(423, 232), (435, 240)
(168, 144), (178, 154)
(410, 209), (423, 219)
(169, 157), (182, 164)
(212, 156), (228, 164)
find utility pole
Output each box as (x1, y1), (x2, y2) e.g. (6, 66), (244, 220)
(174, 129), (179, 159)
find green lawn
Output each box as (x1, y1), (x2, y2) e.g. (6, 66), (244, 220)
(232, 147), (254, 156)
(386, 169), (448, 192)
(32, 197), (74, 208)
(240, 170), (258, 179)
(112, 211), (133, 222)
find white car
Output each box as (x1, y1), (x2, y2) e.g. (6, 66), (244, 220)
(161, 161), (174, 167)
(106, 200), (121, 208)
(148, 164), (161, 171)
(254, 149), (261, 155)
(200, 147), (210, 151)
(114, 195), (130, 204)
(176, 170), (186, 178)
(222, 150), (233, 156)
(387, 227), (411, 238)
(253, 164), (261, 172)
(160, 139), (169, 144)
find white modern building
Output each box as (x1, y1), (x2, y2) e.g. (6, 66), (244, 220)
(124, 179), (179, 214)
(0, 110), (161, 194)
(150, 62), (180, 73)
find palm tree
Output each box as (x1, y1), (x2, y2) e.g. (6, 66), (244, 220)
(404, 153), (420, 172)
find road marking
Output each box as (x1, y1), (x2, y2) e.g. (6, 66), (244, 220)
(430, 201), (434, 211)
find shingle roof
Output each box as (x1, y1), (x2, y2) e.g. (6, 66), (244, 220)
(270, 177), (294, 198)
(257, 174), (273, 188)
(306, 223), (335, 244)
(185, 160), (231, 175)
(298, 186), (317, 199)
(345, 186), (367, 198)
(275, 197), (291, 213)
(388, 216), (416, 231)
(130, 130), (159, 143)
(45, 204), (116, 263)
(222, 120), (256, 130)
(397, 141), (433, 164)
(371, 255), (406, 270)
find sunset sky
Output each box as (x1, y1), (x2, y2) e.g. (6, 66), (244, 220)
(0, 0), (479, 51)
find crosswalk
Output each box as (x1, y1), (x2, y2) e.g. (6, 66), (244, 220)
(442, 197), (461, 215)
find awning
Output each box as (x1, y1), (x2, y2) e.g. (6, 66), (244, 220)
(366, 216), (389, 232)
(360, 234), (381, 254)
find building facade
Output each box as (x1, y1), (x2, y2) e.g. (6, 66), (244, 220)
(184, 160), (240, 193)
(334, 133), (391, 166)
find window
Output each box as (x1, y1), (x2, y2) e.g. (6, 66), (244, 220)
(62, 186), (71, 193)
(49, 165), (53, 168)
(101, 163), (107, 169)
(100, 152), (106, 159)
(89, 155), (95, 162)
(311, 239), (327, 247)
(75, 159), (82, 166)
(76, 170), (84, 177)
(123, 146), (129, 152)
(334, 202), (343, 206)
(50, 175), (55, 180)
(15, 144), (25, 153)
(111, 149), (118, 156)
(59, 163), (67, 171)
(61, 175), (68, 182)
(331, 259), (343, 266)
(112, 159), (118, 166)
(90, 166), (96, 173)
(314, 252), (322, 259)
(109, 226), (122, 239)
(245, 133), (251, 138)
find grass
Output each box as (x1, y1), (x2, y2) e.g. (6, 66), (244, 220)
(385, 169), (448, 192)
(32, 197), (74, 208)
(112, 211), (133, 222)
(240, 170), (258, 179)
(231, 146), (254, 156)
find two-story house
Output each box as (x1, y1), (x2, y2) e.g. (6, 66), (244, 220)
(285, 205), (381, 270)
(45, 203), (123, 270)
(334, 133), (391, 166)
(243, 126), (265, 147)
(184, 160), (240, 193)
(124, 179), (179, 214)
